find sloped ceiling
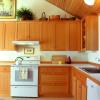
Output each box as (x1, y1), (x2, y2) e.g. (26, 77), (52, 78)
(47, 0), (100, 18)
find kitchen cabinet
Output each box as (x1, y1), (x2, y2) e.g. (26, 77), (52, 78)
(0, 20), (87, 51)
(30, 21), (42, 41)
(76, 79), (87, 100)
(16, 21), (30, 40)
(69, 20), (81, 51)
(72, 67), (87, 100)
(55, 21), (69, 50)
(81, 84), (87, 100)
(72, 76), (77, 100)
(4, 22), (17, 50)
(41, 21), (55, 51)
(81, 15), (98, 50)
(0, 66), (10, 96)
(39, 66), (70, 97)
(0, 22), (5, 50)
(76, 80), (82, 100)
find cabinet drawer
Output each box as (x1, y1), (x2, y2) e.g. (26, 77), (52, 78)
(39, 67), (70, 74)
(0, 67), (10, 72)
(40, 74), (69, 84)
(39, 85), (69, 97)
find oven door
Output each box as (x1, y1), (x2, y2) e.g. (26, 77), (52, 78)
(11, 65), (38, 86)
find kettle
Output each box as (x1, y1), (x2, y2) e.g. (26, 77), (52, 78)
(15, 57), (23, 65)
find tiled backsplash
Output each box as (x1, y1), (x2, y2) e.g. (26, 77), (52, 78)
(0, 50), (88, 62)
(40, 51), (88, 62)
(88, 51), (100, 64)
(0, 46), (40, 61)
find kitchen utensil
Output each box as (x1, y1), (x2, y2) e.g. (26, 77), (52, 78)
(49, 15), (60, 20)
(15, 57), (23, 65)
(39, 12), (48, 20)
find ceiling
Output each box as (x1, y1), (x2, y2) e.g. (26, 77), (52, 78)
(47, 0), (100, 18)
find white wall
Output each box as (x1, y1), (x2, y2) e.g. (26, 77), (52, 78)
(17, 0), (72, 19)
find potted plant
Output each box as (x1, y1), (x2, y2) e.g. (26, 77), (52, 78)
(16, 7), (35, 20)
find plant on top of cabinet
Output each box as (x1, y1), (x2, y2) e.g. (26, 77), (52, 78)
(16, 8), (35, 20)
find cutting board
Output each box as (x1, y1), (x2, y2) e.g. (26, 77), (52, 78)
(52, 55), (67, 64)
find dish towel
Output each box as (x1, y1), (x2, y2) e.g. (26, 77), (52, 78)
(19, 67), (28, 80)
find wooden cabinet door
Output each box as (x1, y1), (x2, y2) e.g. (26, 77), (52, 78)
(39, 66), (70, 97)
(72, 76), (77, 100)
(41, 21), (55, 51)
(55, 21), (69, 50)
(69, 20), (81, 51)
(4, 22), (17, 50)
(82, 85), (87, 100)
(85, 15), (98, 50)
(16, 21), (30, 40)
(72, 68), (87, 100)
(30, 21), (42, 41)
(76, 80), (82, 100)
(0, 71), (4, 95)
(0, 66), (10, 96)
(0, 22), (5, 50)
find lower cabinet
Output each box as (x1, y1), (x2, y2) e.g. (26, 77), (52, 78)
(0, 66), (10, 96)
(72, 76), (77, 100)
(39, 66), (70, 97)
(72, 68), (87, 100)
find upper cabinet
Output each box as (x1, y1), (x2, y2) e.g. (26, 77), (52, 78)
(41, 21), (55, 51)
(0, 21), (16, 51)
(16, 21), (30, 40)
(0, 19), (98, 51)
(40, 20), (80, 51)
(69, 20), (81, 51)
(30, 21), (42, 41)
(55, 21), (69, 50)
(4, 22), (17, 50)
(81, 15), (98, 51)
(0, 22), (5, 50)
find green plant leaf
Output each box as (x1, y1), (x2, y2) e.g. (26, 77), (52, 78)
(16, 7), (35, 20)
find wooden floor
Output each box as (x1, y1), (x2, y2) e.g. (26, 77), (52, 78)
(0, 97), (74, 100)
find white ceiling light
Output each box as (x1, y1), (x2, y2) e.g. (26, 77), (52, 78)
(84, 0), (95, 5)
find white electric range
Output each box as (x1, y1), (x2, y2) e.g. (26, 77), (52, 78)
(11, 56), (40, 97)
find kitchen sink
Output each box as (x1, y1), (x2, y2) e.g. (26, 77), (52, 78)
(80, 67), (100, 73)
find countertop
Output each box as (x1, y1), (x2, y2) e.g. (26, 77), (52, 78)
(72, 64), (100, 85)
(0, 61), (15, 66)
(0, 61), (100, 85)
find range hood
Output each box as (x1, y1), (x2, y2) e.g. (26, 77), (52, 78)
(12, 41), (39, 46)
